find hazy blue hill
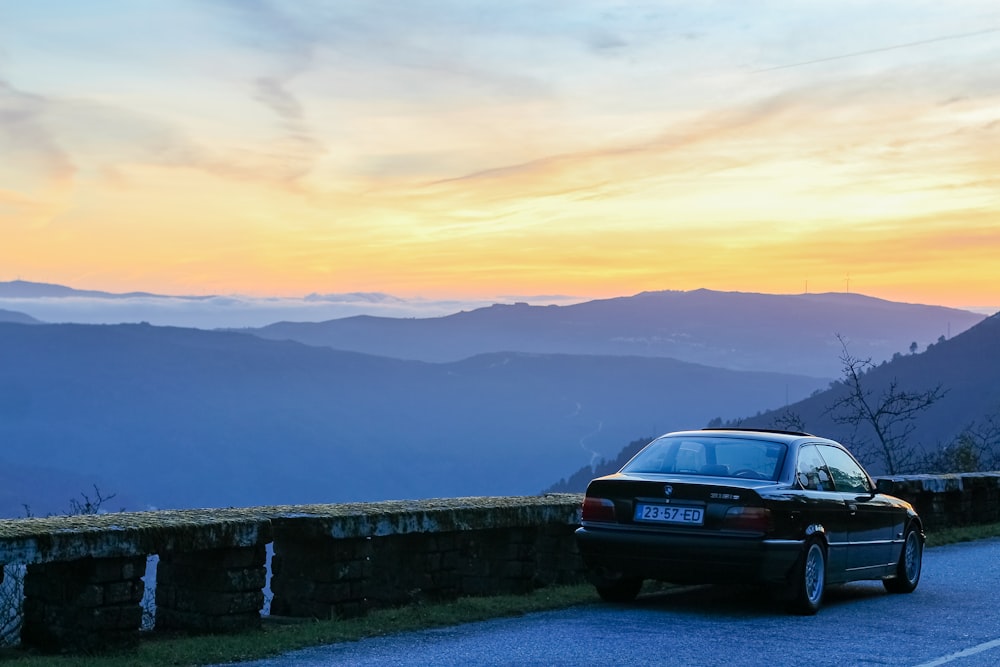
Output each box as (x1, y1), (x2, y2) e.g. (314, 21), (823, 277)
(0, 321), (826, 516)
(0, 280), (103, 297)
(245, 290), (983, 377)
(736, 311), (1000, 469)
(0, 309), (41, 324)
(0, 279), (208, 300)
(549, 312), (1000, 489)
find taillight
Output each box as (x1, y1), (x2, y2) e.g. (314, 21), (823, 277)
(582, 497), (616, 522)
(723, 506), (772, 532)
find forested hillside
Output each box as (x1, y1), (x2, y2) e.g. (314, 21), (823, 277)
(549, 312), (1000, 490)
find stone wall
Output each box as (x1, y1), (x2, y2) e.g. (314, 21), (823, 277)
(0, 495), (584, 653)
(0, 475), (998, 655)
(875, 472), (1000, 529)
(269, 524), (580, 620)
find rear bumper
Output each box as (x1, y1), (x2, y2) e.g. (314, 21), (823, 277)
(575, 524), (804, 585)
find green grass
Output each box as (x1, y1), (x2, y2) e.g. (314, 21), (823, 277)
(4, 521), (1000, 667)
(923, 520), (1000, 547)
(0, 585), (598, 667)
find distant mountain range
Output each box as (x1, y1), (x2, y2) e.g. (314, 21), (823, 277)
(242, 290), (984, 377)
(549, 312), (1000, 491)
(0, 279), (401, 304)
(2, 282), (986, 378)
(1, 284), (991, 517)
(0, 321), (826, 517)
(0, 309), (41, 325)
(0, 279), (210, 300)
(0, 280), (572, 328)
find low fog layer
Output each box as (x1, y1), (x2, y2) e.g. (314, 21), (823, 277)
(0, 293), (587, 329)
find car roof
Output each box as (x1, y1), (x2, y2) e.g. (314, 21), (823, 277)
(660, 428), (838, 446)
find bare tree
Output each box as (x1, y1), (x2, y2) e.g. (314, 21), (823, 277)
(1, 486), (119, 645)
(0, 568), (22, 646)
(967, 408), (1000, 470)
(68, 485), (118, 516)
(826, 335), (946, 475)
(923, 406), (1000, 473)
(771, 408), (807, 433)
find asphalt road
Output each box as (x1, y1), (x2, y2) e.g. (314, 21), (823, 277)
(225, 538), (1000, 667)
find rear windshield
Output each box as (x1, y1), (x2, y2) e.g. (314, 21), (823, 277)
(621, 435), (787, 481)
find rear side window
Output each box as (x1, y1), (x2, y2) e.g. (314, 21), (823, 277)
(796, 445), (835, 491)
(622, 436), (786, 481)
(817, 445), (873, 494)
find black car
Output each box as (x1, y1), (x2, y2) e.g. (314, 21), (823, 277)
(574, 428), (923, 614)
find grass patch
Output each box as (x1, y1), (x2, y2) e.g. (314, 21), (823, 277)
(924, 520), (1000, 547)
(3, 521), (999, 666)
(0, 585), (598, 667)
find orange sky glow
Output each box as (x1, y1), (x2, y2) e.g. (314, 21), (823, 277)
(1, 2), (998, 310)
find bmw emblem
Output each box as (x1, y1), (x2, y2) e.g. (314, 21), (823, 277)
(664, 485), (673, 496)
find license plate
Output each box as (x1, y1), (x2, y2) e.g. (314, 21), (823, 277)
(634, 503), (704, 525)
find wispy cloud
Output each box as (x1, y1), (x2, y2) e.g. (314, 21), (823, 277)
(0, 80), (77, 227)
(752, 26), (1000, 73)
(252, 76), (305, 123)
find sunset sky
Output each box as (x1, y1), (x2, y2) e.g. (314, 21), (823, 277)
(1, 1), (998, 309)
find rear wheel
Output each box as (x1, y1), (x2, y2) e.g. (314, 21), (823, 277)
(787, 538), (826, 615)
(592, 572), (643, 603)
(883, 524), (923, 594)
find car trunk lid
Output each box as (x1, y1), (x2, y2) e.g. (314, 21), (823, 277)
(583, 473), (777, 534)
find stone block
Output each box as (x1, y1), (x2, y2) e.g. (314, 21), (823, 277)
(105, 580), (145, 605)
(81, 604), (144, 631)
(20, 556), (147, 653)
(161, 545), (266, 570)
(159, 561), (266, 592)
(160, 587), (263, 616)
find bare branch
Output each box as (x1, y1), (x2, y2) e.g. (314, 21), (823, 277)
(825, 334), (947, 474)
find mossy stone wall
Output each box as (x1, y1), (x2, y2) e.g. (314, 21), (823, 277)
(269, 523), (582, 620)
(0, 494), (583, 654)
(2, 478), (997, 655)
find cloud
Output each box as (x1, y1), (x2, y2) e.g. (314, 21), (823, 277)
(0, 80), (75, 181)
(0, 74), (197, 181)
(253, 76), (304, 123)
(409, 62), (998, 214)
(587, 29), (629, 52)
(0, 291), (587, 329)
(202, 1), (335, 187)
(212, 0), (322, 67)
(0, 79), (77, 227)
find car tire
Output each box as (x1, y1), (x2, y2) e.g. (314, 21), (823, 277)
(593, 574), (643, 603)
(787, 537), (826, 615)
(883, 524), (923, 594)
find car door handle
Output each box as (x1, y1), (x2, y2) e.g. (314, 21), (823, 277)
(847, 503), (858, 515)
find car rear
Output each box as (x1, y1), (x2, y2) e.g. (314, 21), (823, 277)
(577, 472), (802, 585)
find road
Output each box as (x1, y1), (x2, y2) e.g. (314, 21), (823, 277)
(226, 538), (1000, 667)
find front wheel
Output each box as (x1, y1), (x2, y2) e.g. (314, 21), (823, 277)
(787, 538), (826, 615)
(883, 525), (923, 594)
